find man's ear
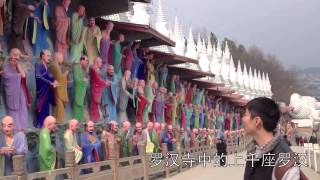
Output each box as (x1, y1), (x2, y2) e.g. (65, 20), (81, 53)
(254, 116), (263, 129)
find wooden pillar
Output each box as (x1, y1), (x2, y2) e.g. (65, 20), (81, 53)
(12, 155), (26, 180)
(65, 150), (77, 180)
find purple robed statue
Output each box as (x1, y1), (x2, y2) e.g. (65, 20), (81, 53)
(34, 62), (56, 128)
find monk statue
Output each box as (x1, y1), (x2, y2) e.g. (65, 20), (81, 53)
(101, 121), (120, 159)
(28, 0), (50, 56)
(126, 78), (138, 124)
(159, 64), (168, 88)
(79, 121), (102, 164)
(64, 119), (83, 164)
(2, 48), (30, 131)
(130, 41), (142, 80)
(70, 5), (87, 62)
(0, 116), (28, 176)
(113, 33), (125, 79)
(132, 122), (146, 155)
(35, 49), (58, 128)
(146, 55), (155, 84)
(73, 56), (89, 122)
(86, 17), (101, 64)
(39, 116), (57, 171)
(118, 70), (133, 123)
(101, 65), (119, 122)
(118, 121), (132, 158)
(89, 57), (109, 122)
(55, 0), (71, 59)
(143, 81), (157, 123)
(100, 22), (114, 67)
(10, 0), (35, 53)
(136, 86), (149, 126)
(49, 52), (69, 124)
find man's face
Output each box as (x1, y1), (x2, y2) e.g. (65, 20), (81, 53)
(71, 122), (79, 132)
(63, 0), (71, 7)
(78, 6), (86, 17)
(80, 58), (89, 69)
(48, 121), (57, 133)
(136, 124), (142, 133)
(2, 121), (13, 136)
(9, 51), (20, 65)
(87, 123), (95, 133)
(42, 51), (51, 64)
(119, 34), (125, 43)
(88, 18), (95, 27)
(241, 109), (258, 135)
(96, 59), (102, 68)
(107, 67), (114, 76)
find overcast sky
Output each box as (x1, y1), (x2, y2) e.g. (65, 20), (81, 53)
(160, 0), (320, 69)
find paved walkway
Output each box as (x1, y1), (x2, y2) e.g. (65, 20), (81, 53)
(167, 146), (320, 180)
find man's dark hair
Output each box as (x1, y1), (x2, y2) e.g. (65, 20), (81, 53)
(246, 97), (280, 132)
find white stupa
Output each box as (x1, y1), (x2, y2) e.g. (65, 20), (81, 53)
(220, 54), (231, 87)
(224, 41), (231, 62)
(207, 36), (213, 56)
(243, 64), (251, 100)
(261, 72), (267, 97)
(229, 56), (238, 90)
(130, 2), (150, 25)
(236, 60), (245, 95)
(198, 35), (210, 72)
(172, 16), (185, 56)
(253, 69), (261, 97)
(153, 0), (169, 36)
(266, 74), (273, 98)
(249, 66), (256, 98)
(185, 28), (198, 59)
(256, 70), (263, 96)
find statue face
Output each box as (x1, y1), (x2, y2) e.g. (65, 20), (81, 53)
(2, 118), (14, 136)
(78, 6), (86, 17)
(119, 34), (125, 43)
(87, 122), (95, 133)
(42, 51), (51, 64)
(88, 18), (95, 27)
(107, 66), (114, 76)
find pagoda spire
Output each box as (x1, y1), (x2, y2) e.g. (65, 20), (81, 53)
(154, 0), (169, 36)
(172, 16), (185, 56)
(185, 28), (197, 59)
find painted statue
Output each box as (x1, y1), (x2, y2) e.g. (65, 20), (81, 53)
(89, 57), (108, 122)
(2, 48), (30, 131)
(49, 52), (69, 124)
(39, 116), (57, 171)
(101, 65), (119, 122)
(72, 56), (89, 122)
(79, 121), (102, 163)
(64, 119), (83, 164)
(35, 50), (58, 128)
(55, 0), (71, 59)
(0, 116), (28, 176)
(86, 17), (101, 64)
(70, 5), (87, 62)
(28, 0), (50, 56)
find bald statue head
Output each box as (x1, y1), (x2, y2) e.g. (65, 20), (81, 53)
(93, 57), (102, 69)
(109, 121), (118, 133)
(135, 122), (142, 133)
(40, 49), (52, 64)
(77, 5), (86, 17)
(124, 70), (131, 80)
(86, 121), (95, 134)
(43, 116), (57, 133)
(167, 125), (173, 133)
(8, 48), (21, 66)
(1, 116), (14, 136)
(154, 122), (161, 132)
(105, 21), (114, 33)
(68, 119), (79, 133)
(146, 121), (154, 131)
(54, 52), (64, 65)
(107, 65), (114, 76)
(122, 121), (131, 132)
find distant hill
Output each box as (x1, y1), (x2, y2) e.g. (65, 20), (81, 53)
(301, 67), (320, 74)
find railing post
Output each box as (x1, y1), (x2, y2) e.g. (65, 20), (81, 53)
(109, 141), (120, 180)
(12, 155), (27, 180)
(65, 150), (77, 180)
(162, 143), (169, 178)
(138, 144), (149, 180)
